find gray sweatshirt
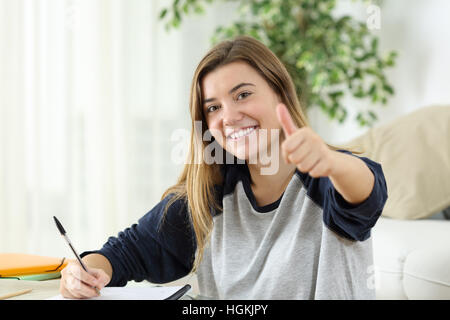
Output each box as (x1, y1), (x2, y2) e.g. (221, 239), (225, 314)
(82, 150), (388, 300)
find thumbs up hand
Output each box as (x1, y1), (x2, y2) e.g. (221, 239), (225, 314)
(276, 103), (337, 178)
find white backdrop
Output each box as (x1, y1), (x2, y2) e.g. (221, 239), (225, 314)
(0, 0), (449, 258)
(310, 0), (450, 144)
(0, 0), (235, 257)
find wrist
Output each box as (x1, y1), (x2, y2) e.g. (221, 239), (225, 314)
(327, 150), (375, 205)
(328, 150), (346, 178)
(82, 253), (113, 280)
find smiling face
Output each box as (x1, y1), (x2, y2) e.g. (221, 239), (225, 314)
(201, 61), (283, 162)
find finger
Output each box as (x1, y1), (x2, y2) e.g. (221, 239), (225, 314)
(298, 150), (321, 173)
(61, 287), (79, 299)
(65, 277), (84, 299)
(88, 268), (110, 289)
(276, 103), (297, 137)
(61, 266), (90, 299)
(60, 277), (78, 299)
(282, 131), (305, 154)
(60, 287), (74, 299)
(68, 263), (99, 288)
(66, 276), (99, 299)
(77, 282), (100, 298)
(287, 143), (311, 166)
(62, 284), (83, 299)
(60, 268), (76, 298)
(281, 147), (290, 164)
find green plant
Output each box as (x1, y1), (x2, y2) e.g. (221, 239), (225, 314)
(160, 0), (397, 127)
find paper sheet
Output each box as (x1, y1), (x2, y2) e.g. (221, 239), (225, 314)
(48, 285), (186, 300)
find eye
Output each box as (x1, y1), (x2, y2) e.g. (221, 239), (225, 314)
(237, 91), (252, 100)
(206, 105), (220, 113)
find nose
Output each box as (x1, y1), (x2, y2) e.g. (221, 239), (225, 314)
(222, 103), (243, 127)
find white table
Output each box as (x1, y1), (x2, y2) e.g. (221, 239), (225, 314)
(0, 279), (198, 300)
(0, 279), (61, 300)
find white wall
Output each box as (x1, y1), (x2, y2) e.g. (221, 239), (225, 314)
(310, 0), (450, 144)
(0, 0), (239, 257)
(163, 0), (450, 145)
(1, 0), (449, 258)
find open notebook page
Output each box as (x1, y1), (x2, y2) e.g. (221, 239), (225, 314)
(48, 285), (187, 300)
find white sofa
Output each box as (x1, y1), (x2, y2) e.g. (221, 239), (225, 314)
(372, 216), (450, 299)
(346, 106), (450, 300)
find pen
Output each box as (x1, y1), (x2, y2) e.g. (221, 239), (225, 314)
(164, 284), (191, 300)
(0, 288), (33, 300)
(53, 216), (101, 295)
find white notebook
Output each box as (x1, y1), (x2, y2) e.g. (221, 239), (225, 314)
(48, 285), (187, 300)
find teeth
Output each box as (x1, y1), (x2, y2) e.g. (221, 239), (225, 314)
(229, 126), (256, 140)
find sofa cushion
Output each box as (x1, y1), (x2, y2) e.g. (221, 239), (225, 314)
(371, 217), (450, 299)
(403, 248), (450, 300)
(344, 106), (450, 219)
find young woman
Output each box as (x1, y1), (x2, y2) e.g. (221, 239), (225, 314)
(60, 35), (387, 300)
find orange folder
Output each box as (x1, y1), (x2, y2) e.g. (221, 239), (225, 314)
(0, 253), (68, 277)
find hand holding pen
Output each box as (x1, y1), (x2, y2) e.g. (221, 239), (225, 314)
(54, 216), (110, 299)
(59, 260), (110, 299)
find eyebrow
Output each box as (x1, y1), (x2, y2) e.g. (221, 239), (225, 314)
(203, 82), (255, 105)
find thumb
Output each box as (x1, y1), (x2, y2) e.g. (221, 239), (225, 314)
(276, 103), (297, 137)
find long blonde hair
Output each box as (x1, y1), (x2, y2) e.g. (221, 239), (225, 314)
(161, 35), (347, 272)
